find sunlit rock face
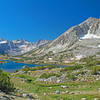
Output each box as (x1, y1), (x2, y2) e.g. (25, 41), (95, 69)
(1, 17), (100, 58)
(45, 17), (100, 53)
(23, 17), (100, 61)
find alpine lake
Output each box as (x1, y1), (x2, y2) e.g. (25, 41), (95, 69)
(0, 60), (67, 72)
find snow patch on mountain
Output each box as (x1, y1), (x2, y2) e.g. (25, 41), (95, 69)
(0, 41), (7, 44)
(80, 33), (100, 39)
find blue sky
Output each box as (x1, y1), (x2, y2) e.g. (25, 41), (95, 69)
(0, 0), (99, 42)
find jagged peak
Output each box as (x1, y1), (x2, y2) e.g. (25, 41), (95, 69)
(85, 17), (100, 22)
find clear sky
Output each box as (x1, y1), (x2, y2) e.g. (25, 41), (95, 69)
(0, 0), (99, 42)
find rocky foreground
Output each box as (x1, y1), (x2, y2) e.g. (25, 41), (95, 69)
(0, 91), (37, 100)
(0, 56), (98, 100)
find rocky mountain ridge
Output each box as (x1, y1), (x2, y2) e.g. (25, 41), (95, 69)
(42, 17), (100, 53)
(21, 17), (100, 64)
(0, 38), (51, 55)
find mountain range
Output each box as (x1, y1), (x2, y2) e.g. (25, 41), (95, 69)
(1, 17), (100, 64)
(20, 17), (100, 64)
(0, 38), (51, 55)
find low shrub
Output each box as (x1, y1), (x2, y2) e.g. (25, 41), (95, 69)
(22, 66), (30, 72)
(91, 66), (100, 75)
(40, 73), (61, 79)
(61, 64), (83, 72)
(67, 74), (77, 81)
(75, 71), (85, 76)
(0, 69), (15, 93)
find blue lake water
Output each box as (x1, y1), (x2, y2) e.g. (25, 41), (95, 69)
(0, 60), (44, 72)
(0, 60), (68, 72)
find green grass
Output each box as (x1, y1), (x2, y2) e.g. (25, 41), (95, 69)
(40, 73), (61, 78)
(11, 71), (100, 100)
(8, 56), (100, 100)
(21, 65), (59, 72)
(60, 64), (83, 72)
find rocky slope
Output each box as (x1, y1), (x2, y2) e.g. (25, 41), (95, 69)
(0, 38), (51, 55)
(9, 58), (100, 100)
(21, 17), (100, 64)
(37, 40), (51, 48)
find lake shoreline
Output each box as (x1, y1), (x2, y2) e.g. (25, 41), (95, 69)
(0, 60), (70, 73)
